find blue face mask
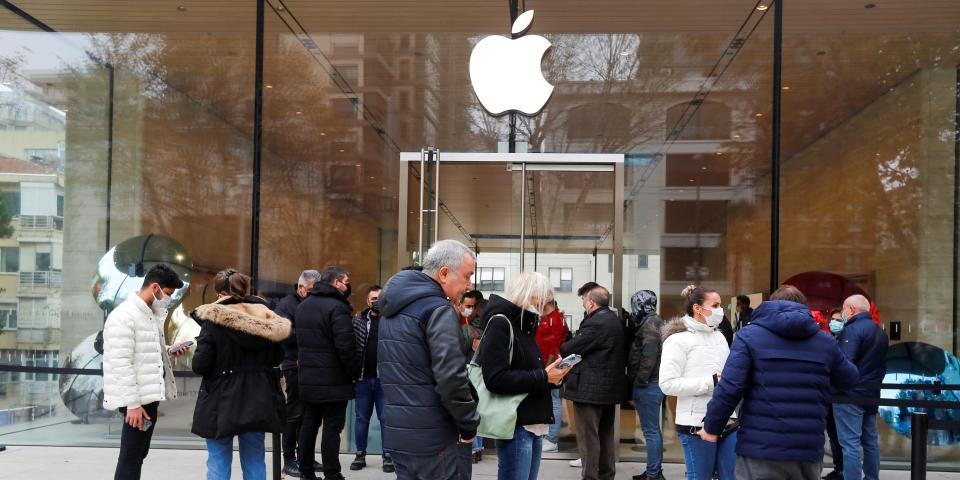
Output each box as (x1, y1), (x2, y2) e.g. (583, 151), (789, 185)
(829, 319), (844, 334)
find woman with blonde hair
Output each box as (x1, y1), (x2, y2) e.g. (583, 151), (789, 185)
(476, 272), (571, 480)
(659, 284), (737, 480)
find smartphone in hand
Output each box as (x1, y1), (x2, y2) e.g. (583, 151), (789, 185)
(167, 340), (194, 354)
(557, 354), (582, 370)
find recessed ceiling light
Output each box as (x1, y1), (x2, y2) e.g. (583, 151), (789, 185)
(265, 84), (273, 89)
(177, 5), (187, 11)
(715, 152), (723, 156)
(701, 166), (708, 170)
(320, 132), (326, 136)
(689, 178), (695, 183)
(756, 4), (769, 11)
(339, 149), (345, 153)
(369, 176), (376, 180)
(733, 134), (741, 139)
(355, 163), (361, 166)
(295, 111), (303, 115)
(782, 85), (791, 90)
(864, 3), (876, 9)
(755, 112), (764, 118)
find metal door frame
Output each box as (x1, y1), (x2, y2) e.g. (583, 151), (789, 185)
(398, 151), (625, 306)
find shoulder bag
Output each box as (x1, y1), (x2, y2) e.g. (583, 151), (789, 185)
(467, 314), (528, 440)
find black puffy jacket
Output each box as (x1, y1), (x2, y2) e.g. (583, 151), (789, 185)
(476, 295), (553, 427)
(378, 270), (480, 456)
(295, 283), (360, 403)
(273, 292), (301, 371)
(191, 296), (290, 439)
(560, 307), (626, 405)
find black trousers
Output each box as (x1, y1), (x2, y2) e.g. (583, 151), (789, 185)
(114, 401), (159, 480)
(573, 402), (617, 480)
(298, 400), (347, 479)
(826, 405), (843, 471)
(282, 370), (304, 462)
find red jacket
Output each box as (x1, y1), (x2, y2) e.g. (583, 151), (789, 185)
(535, 309), (568, 363)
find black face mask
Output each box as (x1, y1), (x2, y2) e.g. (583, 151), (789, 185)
(342, 283), (352, 299)
(371, 299), (380, 315)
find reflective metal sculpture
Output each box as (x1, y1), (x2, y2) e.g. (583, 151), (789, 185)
(59, 234), (193, 420)
(880, 342), (960, 445)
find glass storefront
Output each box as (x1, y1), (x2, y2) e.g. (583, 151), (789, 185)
(0, 0), (958, 470)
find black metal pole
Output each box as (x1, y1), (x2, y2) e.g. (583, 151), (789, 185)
(769, 0), (783, 293)
(911, 412), (928, 480)
(105, 65), (115, 252)
(252, 0), (264, 291)
(508, 0), (519, 153)
(252, 0), (277, 478)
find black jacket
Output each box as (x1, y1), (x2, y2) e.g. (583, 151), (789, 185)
(295, 283), (360, 403)
(378, 270), (479, 456)
(836, 311), (889, 413)
(476, 295), (553, 426)
(560, 307), (626, 405)
(627, 290), (663, 387)
(273, 292), (302, 371)
(191, 296), (290, 439)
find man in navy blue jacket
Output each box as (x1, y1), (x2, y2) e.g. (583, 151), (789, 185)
(699, 285), (859, 480)
(834, 295), (888, 480)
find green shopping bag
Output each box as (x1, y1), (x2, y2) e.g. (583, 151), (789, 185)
(467, 314), (529, 440)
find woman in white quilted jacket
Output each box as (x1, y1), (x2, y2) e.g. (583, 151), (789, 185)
(659, 285), (737, 480)
(102, 263), (192, 480)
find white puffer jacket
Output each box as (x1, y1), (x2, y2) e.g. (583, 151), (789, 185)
(102, 293), (178, 410)
(658, 315), (733, 427)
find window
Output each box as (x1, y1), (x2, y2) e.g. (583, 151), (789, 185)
(549, 268), (573, 293)
(665, 101), (731, 140)
(0, 191), (20, 216)
(35, 252), (51, 271)
(638, 255), (649, 269)
(23, 350), (58, 382)
(477, 267), (505, 291)
(57, 195), (64, 217)
(0, 304), (16, 329)
(0, 247), (18, 273)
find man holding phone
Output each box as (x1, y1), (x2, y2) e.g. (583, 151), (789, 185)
(103, 264), (190, 480)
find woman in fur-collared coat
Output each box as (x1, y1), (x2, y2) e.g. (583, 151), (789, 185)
(191, 269), (291, 480)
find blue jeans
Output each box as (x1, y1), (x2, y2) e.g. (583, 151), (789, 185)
(205, 432), (265, 480)
(354, 378), (385, 454)
(495, 425), (543, 480)
(547, 389), (563, 444)
(472, 435), (484, 453)
(678, 430), (736, 480)
(834, 403), (880, 480)
(633, 385), (665, 476)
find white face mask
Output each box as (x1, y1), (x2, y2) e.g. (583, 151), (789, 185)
(152, 288), (173, 314)
(462, 308), (474, 318)
(703, 306), (724, 328)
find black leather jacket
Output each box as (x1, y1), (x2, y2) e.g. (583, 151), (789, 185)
(378, 270), (480, 455)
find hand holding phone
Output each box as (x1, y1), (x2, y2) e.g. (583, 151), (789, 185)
(557, 354), (582, 370)
(167, 340), (194, 356)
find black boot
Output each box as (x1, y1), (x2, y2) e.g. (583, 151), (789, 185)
(383, 453), (396, 473)
(283, 458), (302, 478)
(350, 452), (366, 471)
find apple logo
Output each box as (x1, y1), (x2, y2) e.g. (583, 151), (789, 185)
(469, 10), (554, 116)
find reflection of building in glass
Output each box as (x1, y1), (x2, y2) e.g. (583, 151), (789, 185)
(880, 342), (960, 446)
(0, 148), (65, 422)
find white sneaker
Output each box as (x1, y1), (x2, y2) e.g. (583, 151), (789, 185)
(542, 439), (558, 453)
(569, 458), (582, 468)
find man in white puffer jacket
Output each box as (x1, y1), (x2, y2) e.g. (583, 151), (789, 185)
(103, 264), (190, 480)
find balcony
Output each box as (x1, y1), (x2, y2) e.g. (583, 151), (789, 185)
(18, 271), (62, 290)
(15, 328), (61, 344)
(18, 215), (63, 235)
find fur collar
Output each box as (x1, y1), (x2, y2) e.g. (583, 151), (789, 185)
(662, 315), (717, 342)
(194, 301), (291, 342)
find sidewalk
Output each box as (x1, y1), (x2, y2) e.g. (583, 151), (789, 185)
(0, 446), (957, 479)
